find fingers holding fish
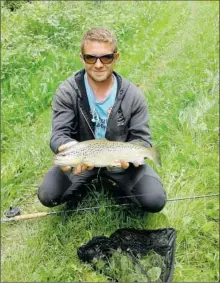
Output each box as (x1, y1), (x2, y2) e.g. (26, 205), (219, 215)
(60, 165), (72, 172)
(74, 164), (86, 175)
(133, 163), (140, 167)
(73, 164), (94, 175)
(132, 157), (144, 167)
(119, 160), (140, 169)
(58, 141), (78, 152)
(114, 160), (140, 168)
(87, 166), (94, 171)
(119, 160), (130, 169)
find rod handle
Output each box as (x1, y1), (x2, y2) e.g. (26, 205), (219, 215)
(1, 212), (49, 222)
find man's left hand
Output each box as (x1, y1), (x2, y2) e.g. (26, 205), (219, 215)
(120, 160), (140, 169)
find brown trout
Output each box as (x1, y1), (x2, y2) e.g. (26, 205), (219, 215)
(54, 139), (161, 168)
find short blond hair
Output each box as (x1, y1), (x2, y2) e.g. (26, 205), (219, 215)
(81, 27), (118, 53)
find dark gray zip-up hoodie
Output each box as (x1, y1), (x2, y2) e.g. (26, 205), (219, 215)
(50, 69), (152, 154)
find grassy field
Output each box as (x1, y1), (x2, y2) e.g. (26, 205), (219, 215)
(1, 1), (219, 282)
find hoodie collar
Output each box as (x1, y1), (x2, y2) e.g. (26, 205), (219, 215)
(73, 69), (128, 101)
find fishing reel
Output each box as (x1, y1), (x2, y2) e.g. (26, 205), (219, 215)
(5, 206), (21, 218)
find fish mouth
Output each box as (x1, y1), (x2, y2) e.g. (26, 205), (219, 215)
(54, 155), (78, 167)
(54, 156), (70, 166)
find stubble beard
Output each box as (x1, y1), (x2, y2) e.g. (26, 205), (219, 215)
(88, 70), (113, 84)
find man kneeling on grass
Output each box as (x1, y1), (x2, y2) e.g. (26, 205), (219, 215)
(38, 27), (166, 212)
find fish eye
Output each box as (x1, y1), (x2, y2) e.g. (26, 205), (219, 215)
(59, 152), (67, 156)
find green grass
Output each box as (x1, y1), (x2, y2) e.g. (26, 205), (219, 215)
(1, 1), (219, 282)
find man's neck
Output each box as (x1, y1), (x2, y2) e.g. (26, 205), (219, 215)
(87, 74), (114, 101)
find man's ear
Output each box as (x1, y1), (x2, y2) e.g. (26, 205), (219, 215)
(80, 53), (84, 64)
(114, 52), (120, 62)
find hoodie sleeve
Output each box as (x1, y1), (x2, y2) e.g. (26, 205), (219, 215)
(127, 90), (152, 148)
(50, 82), (78, 154)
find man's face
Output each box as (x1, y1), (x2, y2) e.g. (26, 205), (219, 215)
(81, 40), (119, 83)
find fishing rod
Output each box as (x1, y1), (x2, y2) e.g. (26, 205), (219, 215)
(1, 193), (219, 223)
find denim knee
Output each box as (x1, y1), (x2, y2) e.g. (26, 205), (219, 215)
(141, 193), (167, 213)
(37, 187), (60, 207)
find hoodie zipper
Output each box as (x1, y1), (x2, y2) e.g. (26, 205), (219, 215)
(73, 71), (126, 140)
(74, 84), (96, 139)
(105, 88), (124, 139)
(79, 106), (96, 138)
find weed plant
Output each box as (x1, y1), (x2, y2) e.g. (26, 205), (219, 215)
(93, 249), (165, 282)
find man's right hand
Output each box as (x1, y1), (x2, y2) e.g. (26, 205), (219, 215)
(58, 141), (78, 173)
(73, 164), (94, 174)
(58, 141), (94, 174)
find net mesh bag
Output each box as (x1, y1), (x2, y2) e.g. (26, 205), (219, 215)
(78, 227), (176, 282)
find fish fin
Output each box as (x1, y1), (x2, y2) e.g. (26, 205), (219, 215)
(111, 160), (122, 167)
(130, 140), (147, 148)
(132, 157), (145, 165)
(81, 157), (94, 168)
(106, 160), (122, 171)
(106, 164), (122, 171)
(81, 162), (92, 168)
(137, 141), (146, 147)
(97, 137), (110, 141)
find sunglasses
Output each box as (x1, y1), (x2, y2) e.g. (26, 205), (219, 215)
(82, 53), (116, 64)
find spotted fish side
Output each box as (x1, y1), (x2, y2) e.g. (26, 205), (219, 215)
(54, 139), (161, 167)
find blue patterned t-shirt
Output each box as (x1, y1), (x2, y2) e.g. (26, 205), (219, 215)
(84, 73), (117, 139)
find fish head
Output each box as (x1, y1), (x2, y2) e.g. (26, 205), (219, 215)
(54, 150), (82, 167)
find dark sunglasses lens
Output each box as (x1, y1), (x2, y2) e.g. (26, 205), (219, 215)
(100, 54), (114, 64)
(84, 55), (96, 64)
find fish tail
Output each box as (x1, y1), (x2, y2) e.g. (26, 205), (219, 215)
(145, 147), (162, 166)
